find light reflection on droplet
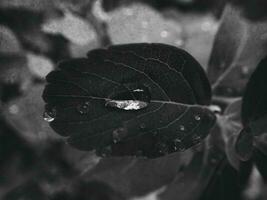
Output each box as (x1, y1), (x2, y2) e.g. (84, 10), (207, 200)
(77, 101), (91, 114)
(179, 125), (185, 131)
(43, 108), (56, 122)
(105, 100), (148, 110)
(194, 115), (201, 121)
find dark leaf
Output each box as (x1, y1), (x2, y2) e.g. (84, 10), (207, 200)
(254, 134), (267, 156)
(235, 128), (253, 161)
(159, 147), (225, 200)
(253, 149), (267, 180)
(242, 56), (267, 129)
(229, 0), (267, 20)
(43, 43), (215, 158)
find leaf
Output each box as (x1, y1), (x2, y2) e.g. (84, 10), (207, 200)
(235, 128), (253, 161)
(43, 43), (216, 158)
(26, 53), (54, 79)
(242, 56), (267, 131)
(84, 150), (194, 197)
(3, 84), (60, 144)
(0, 25), (21, 54)
(217, 98), (242, 169)
(229, 0), (267, 20)
(42, 11), (96, 45)
(254, 134), (267, 156)
(159, 147), (225, 200)
(207, 4), (267, 96)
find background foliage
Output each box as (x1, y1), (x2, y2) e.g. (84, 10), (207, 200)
(0, 0), (267, 199)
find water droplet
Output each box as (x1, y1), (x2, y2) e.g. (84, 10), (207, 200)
(194, 115), (201, 121)
(157, 142), (168, 154)
(112, 127), (127, 143)
(43, 107), (56, 122)
(192, 135), (201, 143)
(99, 146), (112, 157)
(77, 101), (90, 114)
(179, 125), (185, 131)
(106, 100), (148, 110)
(174, 138), (182, 144)
(208, 105), (222, 114)
(178, 145), (186, 152)
(152, 130), (158, 136)
(139, 123), (146, 130)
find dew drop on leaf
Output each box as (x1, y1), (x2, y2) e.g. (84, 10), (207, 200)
(99, 146), (112, 157)
(179, 125), (185, 131)
(178, 145), (186, 152)
(194, 115), (201, 121)
(77, 101), (91, 114)
(105, 100), (148, 111)
(112, 127), (127, 143)
(157, 142), (168, 155)
(139, 123), (146, 130)
(192, 135), (201, 143)
(43, 107), (56, 122)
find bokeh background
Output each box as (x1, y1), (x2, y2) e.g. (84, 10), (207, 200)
(0, 0), (266, 199)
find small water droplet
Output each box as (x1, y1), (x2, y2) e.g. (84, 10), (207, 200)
(194, 115), (201, 121)
(192, 135), (201, 143)
(112, 127), (127, 143)
(178, 145), (186, 152)
(174, 138), (182, 144)
(152, 130), (158, 136)
(43, 107), (56, 122)
(139, 123), (146, 130)
(77, 101), (90, 114)
(99, 146), (112, 157)
(179, 125), (185, 131)
(157, 142), (168, 154)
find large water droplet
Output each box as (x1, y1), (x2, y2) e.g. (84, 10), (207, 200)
(43, 107), (56, 122)
(112, 127), (127, 143)
(106, 100), (148, 111)
(77, 101), (91, 114)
